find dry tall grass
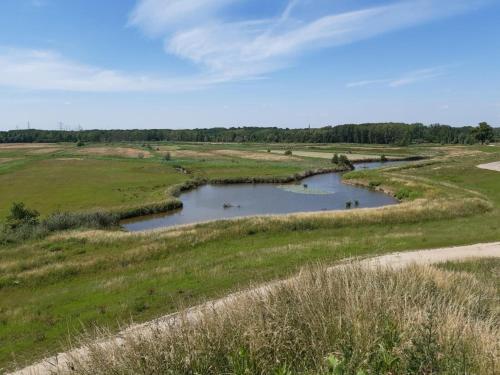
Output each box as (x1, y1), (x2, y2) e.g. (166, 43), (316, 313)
(68, 264), (498, 374)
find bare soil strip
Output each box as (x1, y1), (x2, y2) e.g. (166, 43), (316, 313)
(12, 242), (500, 375)
(477, 161), (500, 172)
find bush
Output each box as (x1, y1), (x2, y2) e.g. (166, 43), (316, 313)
(380, 154), (388, 162)
(76, 140), (85, 147)
(284, 149), (293, 156)
(332, 153), (339, 164)
(5, 202), (39, 230)
(42, 211), (119, 232)
(338, 154), (354, 169)
(395, 188), (413, 200)
(163, 152), (171, 161)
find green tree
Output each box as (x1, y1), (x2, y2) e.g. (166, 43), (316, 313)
(473, 122), (494, 144)
(332, 153), (339, 164)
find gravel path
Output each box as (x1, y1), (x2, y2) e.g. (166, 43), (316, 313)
(477, 161), (500, 172)
(12, 242), (500, 375)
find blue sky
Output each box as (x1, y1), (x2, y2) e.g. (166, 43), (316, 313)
(0, 0), (499, 130)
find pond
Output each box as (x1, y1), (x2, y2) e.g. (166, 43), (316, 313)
(122, 161), (404, 231)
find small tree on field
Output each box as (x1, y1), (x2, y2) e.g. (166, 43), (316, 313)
(332, 153), (339, 164)
(6, 202), (39, 230)
(338, 154), (353, 169)
(284, 149), (293, 156)
(76, 140), (85, 147)
(163, 152), (171, 161)
(473, 122), (494, 144)
(380, 154), (388, 162)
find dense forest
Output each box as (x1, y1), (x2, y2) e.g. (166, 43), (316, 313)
(0, 123), (498, 145)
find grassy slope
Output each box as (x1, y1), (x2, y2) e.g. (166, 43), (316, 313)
(70, 259), (500, 374)
(0, 144), (499, 370)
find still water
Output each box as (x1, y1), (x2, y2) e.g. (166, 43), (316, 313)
(122, 161), (404, 231)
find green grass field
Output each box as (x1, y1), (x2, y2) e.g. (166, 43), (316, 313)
(0, 142), (499, 371)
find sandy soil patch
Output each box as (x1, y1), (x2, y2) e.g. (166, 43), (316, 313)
(170, 150), (216, 158)
(27, 148), (63, 154)
(55, 158), (84, 161)
(76, 147), (152, 158)
(0, 143), (60, 149)
(0, 157), (18, 164)
(269, 150), (398, 161)
(212, 149), (295, 161)
(477, 161), (500, 172)
(12, 242), (500, 375)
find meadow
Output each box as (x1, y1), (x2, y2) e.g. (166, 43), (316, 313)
(0, 142), (499, 371)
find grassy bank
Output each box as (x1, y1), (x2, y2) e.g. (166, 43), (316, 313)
(1, 143), (500, 370)
(69, 259), (499, 374)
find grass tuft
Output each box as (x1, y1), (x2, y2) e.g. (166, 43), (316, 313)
(68, 262), (499, 375)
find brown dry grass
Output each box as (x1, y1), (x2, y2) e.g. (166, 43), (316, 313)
(76, 147), (152, 158)
(170, 150), (216, 158)
(269, 150), (399, 160)
(67, 263), (499, 375)
(27, 148), (63, 154)
(212, 149), (296, 161)
(0, 143), (60, 149)
(0, 157), (18, 164)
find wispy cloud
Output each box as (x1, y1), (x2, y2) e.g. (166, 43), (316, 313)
(0, 0), (488, 92)
(347, 66), (449, 88)
(0, 48), (225, 92)
(132, 0), (486, 81)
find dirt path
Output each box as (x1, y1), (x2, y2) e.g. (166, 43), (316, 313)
(12, 242), (500, 375)
(477, 161), (500, 172)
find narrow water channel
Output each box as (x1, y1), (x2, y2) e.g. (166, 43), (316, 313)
(122, 161), (404, 231)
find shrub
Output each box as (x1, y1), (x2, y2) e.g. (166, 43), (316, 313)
(76, 140), (85, 147)
(5, 202), (39, 230)
(338, 154), (353, 169)
(395, 188), (413, 200)
(163, 152), (171, 161)
(284, 149), (293, 156)
(380, 154), (388, 162)
(42, 211), (119, 232)
(332, 153), (339, 164)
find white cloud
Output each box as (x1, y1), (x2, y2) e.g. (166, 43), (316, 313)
(0, 0), (488, 92)
(0, 48), (224, 92)
(128, 0), (236, 36)
(132, 0), (486, 81)
(347, 66), (448, 88)
(389, 67), (446, 87)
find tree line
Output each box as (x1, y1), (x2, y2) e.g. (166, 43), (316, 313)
(0, 122), (497, 145)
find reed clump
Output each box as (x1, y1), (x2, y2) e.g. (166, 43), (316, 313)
(68, 263), (499, 374)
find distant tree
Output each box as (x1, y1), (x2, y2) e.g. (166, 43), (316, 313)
(76, 140), (85, 147)
(473, 122), (494, 144)
(284, 149), (292, 156)
(6, 202), (39, 230)
(163, 152), (171, 161)
(332, 153), (339, 164)
(380, 154), (388, 162)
